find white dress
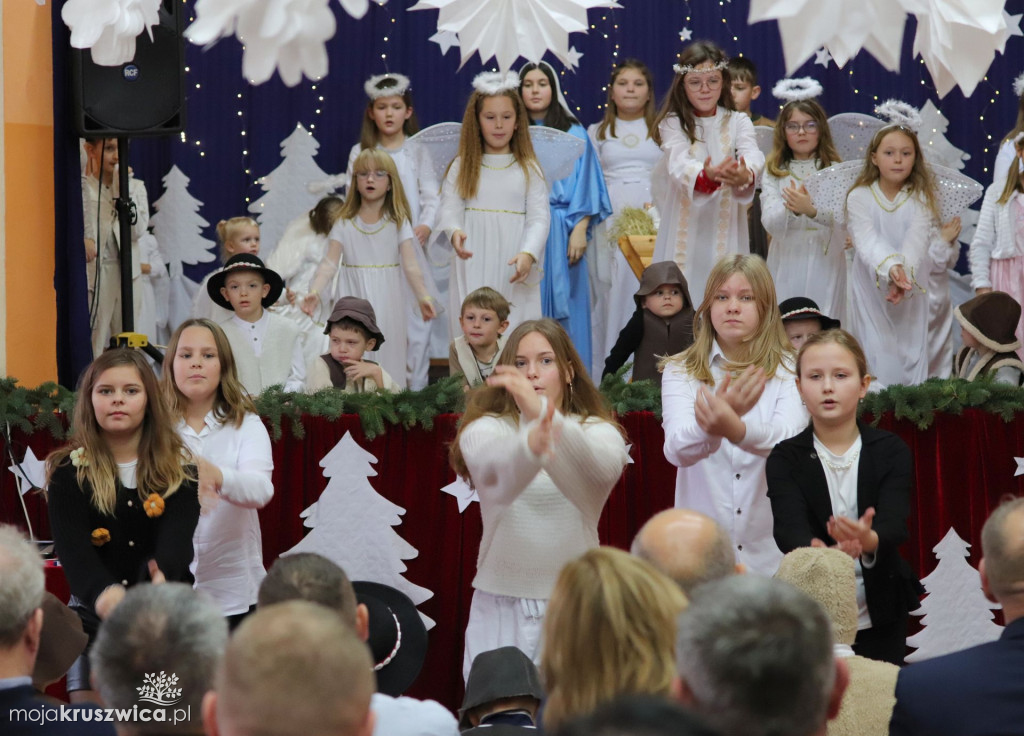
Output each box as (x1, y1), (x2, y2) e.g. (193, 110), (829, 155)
(587, 118), (663, 370)
(762, 158), (847, 323)
(652, 108), (765, 300)
(326, 216), (417, 389)
(438, 154), (549, 337)
(845, 184), (947, 389)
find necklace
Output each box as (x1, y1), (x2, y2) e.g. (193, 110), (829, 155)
(820, 448), (860, 472)
(869, 183), (911, 213)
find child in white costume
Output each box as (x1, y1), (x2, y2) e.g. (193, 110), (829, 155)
(969, 133), (1024, 353)
(162, 319), (274, 624)
(345, 73), (444, 391)
(451, 319), (627, 679)
(651, 42), (764, 300)
(192, 217), (261, 324)
(588, 60), (664, 371)
(661, 255), (806, 577)
(844, 121), (961, 389)
(761, 80), (847, 324)
(438, 71), (550, 339)
(301, 150), (437, 389)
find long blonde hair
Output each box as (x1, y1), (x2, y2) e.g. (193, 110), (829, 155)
(663, 255), (792, 384)
(46, 350), (191, 515)
(449, 319), (623, 485)
(997, 135), (1024, 205)
(541, 547), (688, 732)
(765, 99), (841, 178)
(161, 319), (256, 429)
(452, 89), (539, 200)
(340, 149), (412, 228)
(847, 125), (940, 220)
(594, 59), (657, 142)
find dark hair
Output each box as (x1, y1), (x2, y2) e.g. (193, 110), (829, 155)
(727, 57), (758, 85)
(309, 196), (345, 236)
(258, 553), (358, 625)
(328, 317), (372, 342)
(359, 77), (420, 150)
(654, 41), (734, 146)
(519, 62), (579, 132)
(765, 99), (841, 177)
(554, 695), (719, 736)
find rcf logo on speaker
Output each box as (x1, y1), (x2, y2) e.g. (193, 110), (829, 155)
(122, 65), (140, 81)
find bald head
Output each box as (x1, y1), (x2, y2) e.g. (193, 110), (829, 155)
(981, 498), (1024, 614)
(631, 509), (737, 594)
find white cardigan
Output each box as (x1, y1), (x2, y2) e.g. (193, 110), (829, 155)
(968, 184), (1024, 290)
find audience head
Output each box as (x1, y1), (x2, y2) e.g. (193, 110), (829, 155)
(631, 509), (739, 594)
(258, 553), (365, 636)
(542, 547), (688, 731)
(459, 646), (544, 729)
(0, 525), (45, 673)
(554, 694), (720, 736)
(205, 601), (375, 736)
(675, 576), (847, 736)
(981, 496), (1024, 617)
(774, 547), (858, 646)
(91, 583), (227, 734)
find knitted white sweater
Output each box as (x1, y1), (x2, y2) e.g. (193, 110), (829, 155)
(460, 409), (628, 600)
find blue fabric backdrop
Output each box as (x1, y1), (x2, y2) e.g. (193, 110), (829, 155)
(52, 0), (1024, 385)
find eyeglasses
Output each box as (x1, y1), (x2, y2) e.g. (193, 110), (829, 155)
(684, 76), (723, 91)
(784, 121), (819, 134)
(356, 170), (389, 180)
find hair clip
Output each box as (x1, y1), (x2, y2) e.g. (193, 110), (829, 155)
(673, 59), (728, 75)
(874, 100), (922, 133)
(772, 77), (823, 103)
(472, 71), (520, 95)
(1014, 72), (1024, 99)
(364, 73), (411, 100)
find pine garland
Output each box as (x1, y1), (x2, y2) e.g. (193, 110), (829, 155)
(4, 375), (1024, 441)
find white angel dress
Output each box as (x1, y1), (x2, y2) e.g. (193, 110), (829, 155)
(652, 108), (765, 300)
(438, 154), (550, 337)
(762, 158), (847, 323)
(587, 118), (663, 372)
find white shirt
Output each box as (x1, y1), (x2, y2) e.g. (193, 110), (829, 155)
(661, 343), (807, 576)
(179, 411), (274, 615)
(227, 310), (307, 393)
(371, 692), (459, 736)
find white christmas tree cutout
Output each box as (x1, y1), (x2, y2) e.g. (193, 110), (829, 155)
(904, 527), (1003, 662)
(282, 432), (434, 629)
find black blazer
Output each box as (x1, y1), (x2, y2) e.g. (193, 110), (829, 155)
(766, 421), (920, 627)
(0, 684), (116, 735)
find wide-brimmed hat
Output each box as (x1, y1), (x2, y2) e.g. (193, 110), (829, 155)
(206, 254), (285, 311)
(33, 593), (89, 689)
(323, 296), (386, 347)
(353, 581), (427, 697)
(779, 297), (840, 330)
(955, 291), (1022, 353)
(459, 646), (544, 729)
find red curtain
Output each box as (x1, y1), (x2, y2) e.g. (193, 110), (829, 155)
(3, 409), (1022, 711)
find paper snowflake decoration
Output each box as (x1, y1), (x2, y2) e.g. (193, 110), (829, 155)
(61, 0), (161, 66)
(912, 0), (1009, 98)
(410, 0), (621, 71)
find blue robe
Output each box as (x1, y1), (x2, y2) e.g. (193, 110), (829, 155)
(536, 122), (612, 375)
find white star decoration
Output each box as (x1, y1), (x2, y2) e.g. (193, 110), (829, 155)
(441, 477), (479, 513)
(565, 46), (583, 71)
(428, 29), (460, 55)
(410, 0), (621, 71)
(1015, 456), (1024, 477)
(679, 27), (693, 42)
(1000, 11), (1023, 50)
(814, 47), (832, 67)
(8, 447), (46, 497)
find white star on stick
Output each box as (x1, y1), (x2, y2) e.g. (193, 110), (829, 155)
(565, 46), (583, 71)
(441, 476), (479, 513)
(814, 47), (832, 67)
(1015, 456), (1024, 477)
(679, 27), (693, 42)
(8, 447), (46, 496)
(429, 30), (460, 56)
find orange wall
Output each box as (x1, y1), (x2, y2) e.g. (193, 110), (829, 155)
(3, 2), (56, 385)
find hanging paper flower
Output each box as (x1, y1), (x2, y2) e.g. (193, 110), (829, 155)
(143, 493), (165, 518)
(91, 528), (111, 547)
(410, 0), (621, 71)
(70, 448), (89, 469)
(61, 0), (162, 67)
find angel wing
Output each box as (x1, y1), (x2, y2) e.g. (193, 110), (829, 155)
(805, 160), (983, 225)
(754, 126), (775, 161)
(407, 122), (463, 187)
(827, 113), (884, 163)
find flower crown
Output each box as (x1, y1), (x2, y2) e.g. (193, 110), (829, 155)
(472, 71), (520, 95)
(874, 99), (922, 133)
(772, 77), (823, 103)
(673, 58), (728, 75)
(364, 73), (411, 100)
(1015, 131), (1024, 145)
(1014, 71), (1024, 99)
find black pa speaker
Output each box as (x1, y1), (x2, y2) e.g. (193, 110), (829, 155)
(70, 0), (186, 137)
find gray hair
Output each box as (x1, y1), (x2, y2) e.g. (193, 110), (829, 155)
(0, 525), (45, 646)
(630, 510), (736, 595)
(91, 583), (228, 731)
(981, 496), (1024, 600)
(675, 576), (835, 736)
(258, 552), (358, 625)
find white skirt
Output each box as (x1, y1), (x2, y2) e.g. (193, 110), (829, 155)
(463, 590), (547, 682)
